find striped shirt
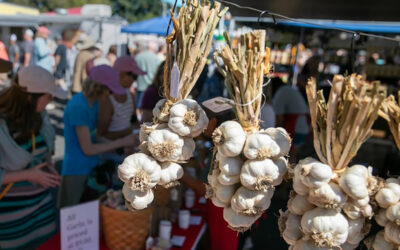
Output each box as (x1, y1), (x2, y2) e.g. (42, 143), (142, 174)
(108, 93), (133, 132)
(0, 134), (56, 249)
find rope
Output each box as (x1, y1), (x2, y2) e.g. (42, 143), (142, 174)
(219, 0), (400, 43)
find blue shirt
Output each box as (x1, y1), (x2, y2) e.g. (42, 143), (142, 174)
(62, 93), (99, 175)
(33, 37), (53, 72)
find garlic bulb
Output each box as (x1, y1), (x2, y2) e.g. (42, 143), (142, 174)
(231, 186), (273, 216)
(272, 157), (289, 186)
(118, 153), (162, 191)
(216, 153), (242, 185)
(139, 122), (169, 143)
(263, 127), (292, 157)
(386, 203), (400, 226)
(223, 206), (260, 232)
(288, 193), (315, 215)
(343, 199), (373, 219)
(211, 195), (228, 207)
(301, 207), (349, 247)
(153, 99), (170, 122)
(122, 183), (154, 210)
(354, 196), (370, 207)
(243, 132), (280, 160)
(297, 157), (333, 189)
(240, 158), (280, 191)
(208, 168), (237, 203)
(347, 217), (368, 245)
(372, 230), (396, 250)
(374, 208), (388, 227)
(212, 121), (246, 157)
(376, 187), (399, 208)
(158, 162), (184, 188)
(168, 99), (209, 137)
(307, 182), (347, 209)
(179, 137), (196, 161)
(279, 211), (303, 245)
(293, 173), (310, 196)
(339, 165), (377, 200)
(384, 222), (400, 245)
(147, 128), (184, 162)
(206, 169), (231, 207)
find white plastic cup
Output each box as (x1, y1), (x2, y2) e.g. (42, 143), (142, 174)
(178, 210), (190, 229)
(159, 220), (172, 240)
(185, 189), (195, 208)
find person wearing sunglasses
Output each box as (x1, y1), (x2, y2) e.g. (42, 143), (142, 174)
(97, 56), (146, 141)
(0, 63), (66, 249)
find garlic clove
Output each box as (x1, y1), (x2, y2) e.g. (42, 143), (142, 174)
(159, 162), (184, 188)
(373, 230), (396, 250)
(297, 158), (333, 189)
(374, 208), (388, 227)
(272, 157), (289, 186)
(231, 186), (273, 216)
(263, 127), (292, 157)
(218, 172), (240, 185)
(347, 217), (369, 245)
(307, 182), (347, 210)
(122, 184), (154, 210)
(212, 121), (246, 157)
(139, 122), (169, 143)
(243, 132), (280, 160)
(278, 210), (303, 245)
(386, 202), (400, 226)
(384, 222), (400, 245)
(223, 206), (260, 232)
(214, 181), (238, 203)
(339, 165), (371, 200)
(240, 158), (280, 191)
(288, 193), (315, 215)
(179, 137), (196, 161)
(216, 153), (243, 176)
(376, 187), (400, 208)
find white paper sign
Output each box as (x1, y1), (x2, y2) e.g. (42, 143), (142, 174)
(171, 235), (185, 247)
(60, 200), (99, 250)
(170, 62), (180, 99)
(190, 215), (202, 225)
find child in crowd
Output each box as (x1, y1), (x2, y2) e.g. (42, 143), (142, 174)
(0, 64), (65, 249)
(97, 56), (146, 140)
(59, 65), (136, 208)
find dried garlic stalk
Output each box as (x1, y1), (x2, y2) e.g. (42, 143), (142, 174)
(379, 92), (400, 149)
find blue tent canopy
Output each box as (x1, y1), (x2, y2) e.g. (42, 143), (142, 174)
(121, 16), (173, 36)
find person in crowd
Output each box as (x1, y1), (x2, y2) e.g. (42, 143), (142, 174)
(271, 77), (310, 162)
(139, 61), (164, 123)
(33, 26), (53, 73)
(59, 65), (137, 208)
(106, 45), (117, 66)
(97, 56), (145, 140)
(0, 64), (66, 249)
(54, 34), (69, 91)
(7, 34), (20, 74)
(20, 29), (34, 67)
(0, 40), (8, 61)
(85, 44), (108, 75)
(197, 68), (225, 104)
(134, 41), (161, 107)
(72, 34), (97, 94)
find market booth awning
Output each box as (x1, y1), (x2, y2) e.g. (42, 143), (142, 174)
(121, 16), (172, 36)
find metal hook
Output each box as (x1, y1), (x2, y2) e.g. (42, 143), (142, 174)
(350, 32), (359, 73)
(257, 9), (277, 28)
(166, 0), (179, 37)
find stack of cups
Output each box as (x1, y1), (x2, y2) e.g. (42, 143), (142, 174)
(179, 210), (190, 229)
(159, 220), (172, 240)
(185, 189), (195, 209)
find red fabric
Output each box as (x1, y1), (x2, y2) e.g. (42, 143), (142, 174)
(205, 200), (238, 250)
(0, 42), (9, 61)
(37, 232), (109, 250)
(282, 113), (311, 137)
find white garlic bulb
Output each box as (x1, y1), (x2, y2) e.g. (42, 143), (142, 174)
(147, 128), (184, 162)
(158, 162), (184, 188)
(263, 127), (292, 157)
(216, 153), (243, 185)
(297, 157), (333, 189)
(376, 187), (399, 208)
(208, 168), (237, 203)
(118, 153), (162, 191)
(243, 132), (280, 160)
(354, 196), (370, 207)
(168, 99), (209, 137)
(374, 208), (388, 227)
(386, 202), (400, 226)
(240, 158), (280, 191)
(372, 230), (396, 250)
(288, 193), (315, 215)
(343, 199), (373, 219)
(307, 182), (347, 209)
(280, 211), (303, 245)
(223, 206), (260, 232)
(339, 165), (377, 200)
(293, 173), (310, 196)
(153, 99), (170, 122)
(300, 207), (349, 247)
(139, 122), (169, 143)
(212, 121), (246, 157)
(231, 186), (273, 216)
(122, 183), (154, 210)
(179, 137), (196, 161)
(384, 222), (400, 245)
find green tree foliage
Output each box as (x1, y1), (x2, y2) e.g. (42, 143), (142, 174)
(5, 0), (163, 23)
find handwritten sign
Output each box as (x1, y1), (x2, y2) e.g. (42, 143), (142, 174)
(60, 200), (99, 250)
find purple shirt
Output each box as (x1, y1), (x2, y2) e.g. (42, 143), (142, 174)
(140, 85), (162, 110)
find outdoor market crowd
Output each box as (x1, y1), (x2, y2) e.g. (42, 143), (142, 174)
(0, 26), (313, 250)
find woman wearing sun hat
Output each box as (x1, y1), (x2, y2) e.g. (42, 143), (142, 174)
(59, 64), (137, 208)
(0, 63), (66, 249)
